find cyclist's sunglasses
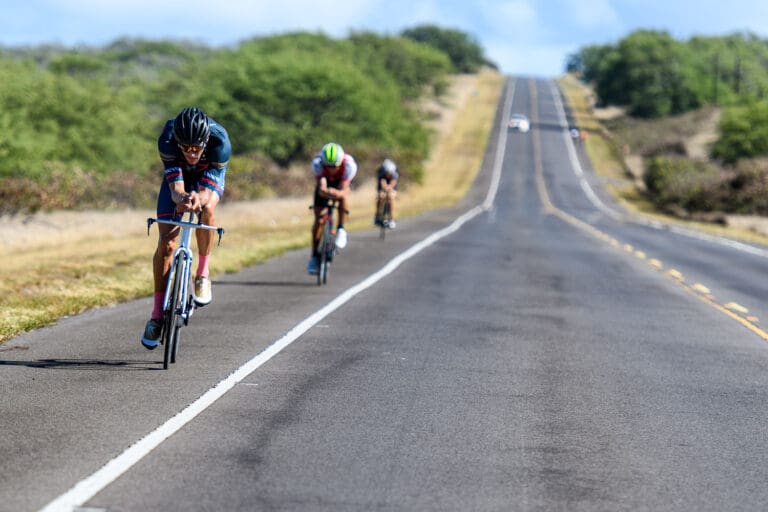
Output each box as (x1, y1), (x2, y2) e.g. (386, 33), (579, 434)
(178, 143), (206, 153)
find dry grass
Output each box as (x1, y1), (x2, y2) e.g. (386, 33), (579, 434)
(1, 69), (505, 343)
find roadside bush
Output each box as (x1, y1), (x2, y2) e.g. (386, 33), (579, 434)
(727, 158), (768, 214)
(644, 155), (768, 215)
(644, 155), (722, 212)
(711, 101), (768, 164)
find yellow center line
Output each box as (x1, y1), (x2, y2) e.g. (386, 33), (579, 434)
(692, 283), (711, 294)
(529, 80), (768, 342)
(725, 302), (749, 314)
(666, 269), (684, 281)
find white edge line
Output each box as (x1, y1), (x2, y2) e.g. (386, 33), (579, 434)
(483, 77), (515, 211)
(548, 81), (623, 221)
(666, 224), (768, 257)
(39, 78), (514, 512)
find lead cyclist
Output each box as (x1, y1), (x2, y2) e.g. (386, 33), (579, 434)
(141, 107), (232, 350)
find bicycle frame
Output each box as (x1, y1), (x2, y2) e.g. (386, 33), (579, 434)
(376, 195), (392, 239)
(310, 198), (344, 285)
(168, 223), (193, 323)
(317, 199), (338, 285)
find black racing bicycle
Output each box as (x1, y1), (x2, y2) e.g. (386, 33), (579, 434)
(147, 211), (224, 369)
(311, 198), (348, 286)
(317, 199), (337, 286)
(376, 196), (393, 240)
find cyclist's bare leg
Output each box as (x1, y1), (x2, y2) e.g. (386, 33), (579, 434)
(376, 191), (386, 221)
(312, 206), (328, 255)
(195, 194), (220, 258)
(153, 223), (180, 293)
(387, 189), (397, 219)
(337, 198), (347, 229)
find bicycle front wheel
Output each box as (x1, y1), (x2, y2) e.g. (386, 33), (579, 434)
(318, 222), (332, 286)
(163, 256), (185, 369)
(380, 202), (390, 240)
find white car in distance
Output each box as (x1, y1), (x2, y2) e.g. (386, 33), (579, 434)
(508, 114), (530, 133)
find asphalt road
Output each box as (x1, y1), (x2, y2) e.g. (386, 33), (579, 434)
(4, 77), (768, 511)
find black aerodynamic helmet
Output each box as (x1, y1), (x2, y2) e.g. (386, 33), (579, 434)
(172, 107), (210, 146)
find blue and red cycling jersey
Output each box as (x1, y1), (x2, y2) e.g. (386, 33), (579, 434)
(155, 117), (231, 219)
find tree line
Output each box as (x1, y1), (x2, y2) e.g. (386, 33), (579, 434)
(0, 25), (491, 213)
(569, 31), (768, 114)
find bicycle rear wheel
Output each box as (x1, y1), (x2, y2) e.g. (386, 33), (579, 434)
(163, 256), (185, 369)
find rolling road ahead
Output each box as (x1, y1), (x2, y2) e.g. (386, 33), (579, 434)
(4, 77), (768, 511)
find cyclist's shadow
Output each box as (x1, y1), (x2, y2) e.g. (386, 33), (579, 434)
(0, 359), (159, 371)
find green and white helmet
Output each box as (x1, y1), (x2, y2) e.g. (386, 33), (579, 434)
(320, 142), (345, 167)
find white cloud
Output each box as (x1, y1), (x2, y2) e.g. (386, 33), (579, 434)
(561, 0), (619, 29)
(479, 0), (538, 38)
(486, 38), (573, 77)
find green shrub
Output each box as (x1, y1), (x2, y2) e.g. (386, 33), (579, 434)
(712, 101), (768, 164)
(644, 155), (722, 211)
(727, 158), (768, 214)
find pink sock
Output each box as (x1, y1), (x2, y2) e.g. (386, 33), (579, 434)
(152, 292), (164, 320)
(197, 254), (210, 278)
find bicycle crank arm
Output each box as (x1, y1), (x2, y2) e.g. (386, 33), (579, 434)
(185, 298), (196, 325)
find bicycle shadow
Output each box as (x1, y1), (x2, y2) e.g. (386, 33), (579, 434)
(213, 280), (315, 288)
(352, 233), (391, 242)
(0, 359), (159, 371)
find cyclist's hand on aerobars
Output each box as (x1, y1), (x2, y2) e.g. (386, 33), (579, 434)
(186, 191), (202, 212)
(174, 191), (200, 213)
(320, 186), (338, 200)
(174, 194), (188, 213)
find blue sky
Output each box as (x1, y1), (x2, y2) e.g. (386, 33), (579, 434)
(4, 0), (768, 77)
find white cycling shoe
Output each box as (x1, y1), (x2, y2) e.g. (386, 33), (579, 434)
(335, 228), (348, 249)
(193, 276), (212, 306)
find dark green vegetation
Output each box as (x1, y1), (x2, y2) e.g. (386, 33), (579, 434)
(400, 25), (496, 73)
(0, 25), (490, 214)
(568, 30), (768, 217)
